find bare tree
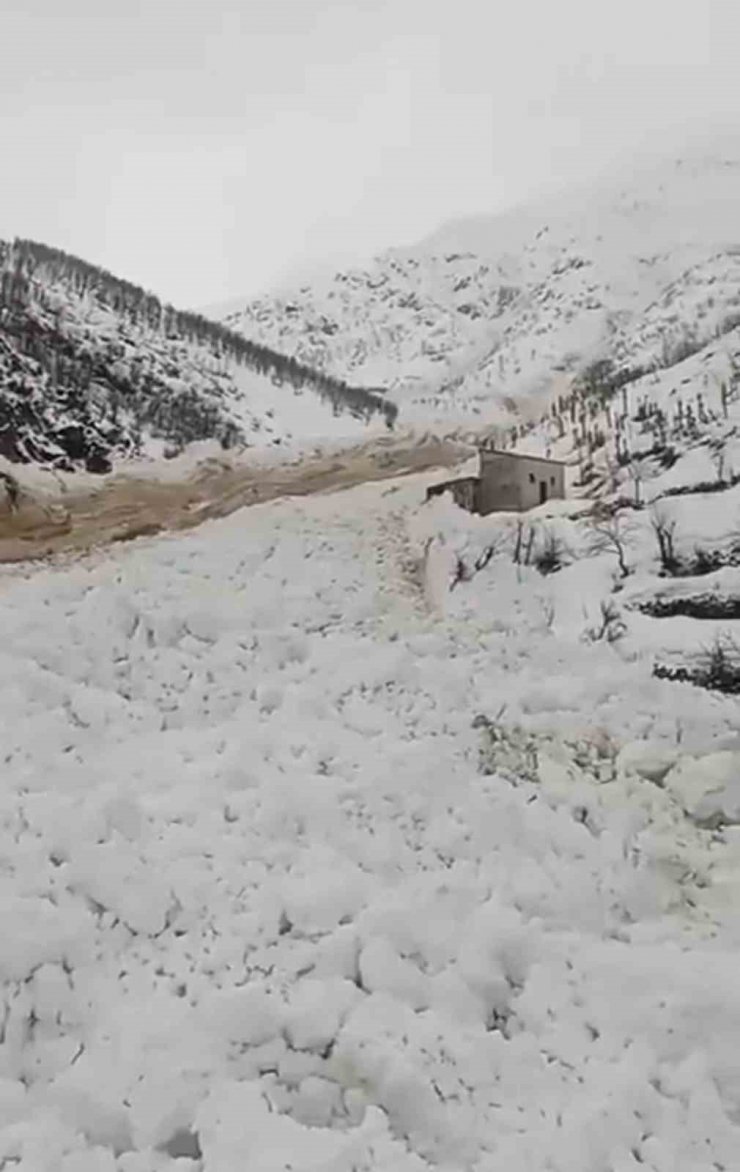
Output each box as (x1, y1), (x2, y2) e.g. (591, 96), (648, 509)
(588, 510), (634, 578)
(708, 432), (729, 485)
(512, 519), (527, 565)
(524, 524), (537, 566)
(628, 458), (648, 506)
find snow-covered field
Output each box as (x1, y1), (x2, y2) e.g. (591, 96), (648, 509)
(1, 470), (739, 1171)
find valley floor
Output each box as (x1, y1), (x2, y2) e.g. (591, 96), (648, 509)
(0, 470), (739, 1171)
(0, 434), (468, 565)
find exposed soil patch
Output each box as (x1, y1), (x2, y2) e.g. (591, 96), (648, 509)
(0, 436), (470, 565)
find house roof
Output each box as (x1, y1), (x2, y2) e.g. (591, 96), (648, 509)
(477, 446), (568, 466)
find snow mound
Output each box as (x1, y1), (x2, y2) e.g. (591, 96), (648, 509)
(0, 471), (738, 1168)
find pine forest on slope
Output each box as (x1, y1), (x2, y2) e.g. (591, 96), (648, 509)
(0, 240), (397, 474)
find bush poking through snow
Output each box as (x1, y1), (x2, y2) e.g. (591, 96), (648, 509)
(654, 631), (740, 695)
(473, 540), (504, 574)
(650, 507), (679, 575)
(582, 599), (627, 644)
(449, 536), (508, 591)
(690, 544), (729, 576)
(532, 527), (566, 576)
(449, 556), (471, 591)
(472, 713), (540, 782)
(698, 630), (740, 693)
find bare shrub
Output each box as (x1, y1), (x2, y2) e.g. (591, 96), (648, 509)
(583, 599), (627, 644)
(650, 508), (679, 575)
(691, 545), (725, 576)
(533, 527), (565, 575)
(588, 510), (633, 578)
(709, 435), (730, 485)
(474, 530), (509, 572)
(697, 630), (740, 692)
(450, 532), (509, 590)
(449, 556), (471, 591)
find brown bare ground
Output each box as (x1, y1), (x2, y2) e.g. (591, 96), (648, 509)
(0, 436), (471, 565)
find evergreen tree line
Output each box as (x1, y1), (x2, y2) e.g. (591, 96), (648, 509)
(4, 239), (398, 428)
(0, 298), (270, 471)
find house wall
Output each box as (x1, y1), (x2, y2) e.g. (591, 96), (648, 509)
(426, 476), (480, 512)
(478, 451), (565, 514)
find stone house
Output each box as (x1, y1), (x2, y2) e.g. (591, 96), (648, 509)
(425, 475), (480, 512)
(425, 447), (566, 515)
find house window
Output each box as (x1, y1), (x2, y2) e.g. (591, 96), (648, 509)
(550, 476), (555, 485)
(528, 473), (535, 484)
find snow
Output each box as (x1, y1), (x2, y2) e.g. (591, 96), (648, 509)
(1, 467), (740, 1170)
(0, 248), (388, 479)
(222, 138), (740, 425)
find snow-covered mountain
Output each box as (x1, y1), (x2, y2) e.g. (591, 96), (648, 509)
(220, 144), (740, 426)
(0, 241), (396, 473)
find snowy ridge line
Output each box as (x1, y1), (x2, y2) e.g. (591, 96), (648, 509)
(222, 142), (740, 425)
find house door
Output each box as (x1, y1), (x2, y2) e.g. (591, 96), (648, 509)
(539, 480), (548, 504)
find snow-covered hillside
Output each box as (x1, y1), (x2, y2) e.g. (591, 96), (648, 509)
(423, 307), (740, 696)
(0, 241), (396, 474)
(221, 144), (740, 425)
(1, 462), (739, 1170)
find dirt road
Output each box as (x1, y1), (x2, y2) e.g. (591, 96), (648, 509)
(0, 436), (470, 565)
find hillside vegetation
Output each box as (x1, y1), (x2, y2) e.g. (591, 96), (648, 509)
(0, 240), (397, 473)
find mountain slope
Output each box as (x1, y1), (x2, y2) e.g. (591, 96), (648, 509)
(219, 145), (740, 425)
(0, 240), (397, 473)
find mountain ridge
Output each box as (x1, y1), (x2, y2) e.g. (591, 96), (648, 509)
(0, 239), (397, 474)
(218, 144), (740, 428)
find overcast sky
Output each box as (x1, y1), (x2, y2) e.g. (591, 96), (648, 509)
(1, 0), (738, 308)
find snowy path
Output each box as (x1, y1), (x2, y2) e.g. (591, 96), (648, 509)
(1, 475), (740, 1171)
